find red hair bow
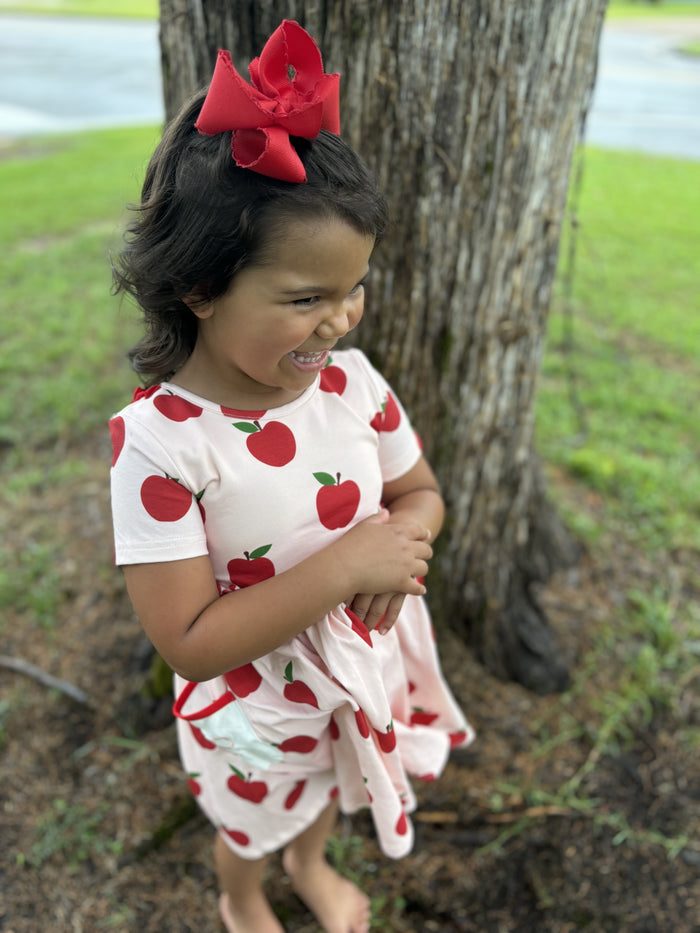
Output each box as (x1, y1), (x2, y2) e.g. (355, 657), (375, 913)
(195, 20), (340, 183)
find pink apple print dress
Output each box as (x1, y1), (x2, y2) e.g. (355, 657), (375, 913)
(110, 349), (474, 859)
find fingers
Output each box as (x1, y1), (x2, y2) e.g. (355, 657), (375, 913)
(376, 593), (406, 634)
(349, 592), (407, 634)
(349, 592), (374, 621)
(364, 595), (392, 631)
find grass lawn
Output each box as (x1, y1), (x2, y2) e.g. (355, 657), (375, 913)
(0, 128), (160, 459)
(3, 0), (699, 21)
(0, 0), (157, 17)
(537, 147), (700, 554)
(608, 1), (700, 17)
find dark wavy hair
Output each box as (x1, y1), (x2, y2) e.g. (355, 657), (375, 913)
(112, 88), (388, 385)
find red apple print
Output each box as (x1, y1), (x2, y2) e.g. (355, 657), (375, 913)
(354, 708), (370, 739)
(234, 420), (296, 466)
(189, 723), (216, 750)
(364, 777), (373, 803)
(224, 663), (262, 698)
(227, 766), (268, 803)
(395, 812), (408, 836)
(132, 384), (160, 402)
(284, 779), (307, 811)
(408, 681), (417, 694)
(417, 772), (436, 782)
(223, 828), (250, 847)
(187, 773), (201, 795)
(141, 474), (193, 522)
(227, 546), (275, 588)
(319, 359), (347, 394)
(109, 416), (125, 467)
(329, 786), (339, 799)
(283, 661), (319, 708)
(410, 709), (439, 726)
(154, 391), (203, 421)
(449, 730), (468, 748)
(277, 735), (319, 754)
(370, 392), (401, 432)
(374, 722), (397, 753)
(346, 609), (373, 648)
(314, 472), (361, 529)
(329, 716), (340, 741)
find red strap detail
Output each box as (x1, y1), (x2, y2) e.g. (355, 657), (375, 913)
(172, 680), (235, 722)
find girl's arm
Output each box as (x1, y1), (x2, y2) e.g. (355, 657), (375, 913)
(122, 512), (432, 683)
(348, 454), (444, 632)
(382, 454), (444, 540)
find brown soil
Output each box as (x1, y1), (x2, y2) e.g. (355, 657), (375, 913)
(1, 432), (698, 933)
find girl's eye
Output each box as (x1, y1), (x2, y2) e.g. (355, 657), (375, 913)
(292, 296), (320, 308)
(291, 280), (365, 308)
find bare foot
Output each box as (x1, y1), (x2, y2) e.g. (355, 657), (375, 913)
(282, 850), (371, 933)
(218, 891), (285, 933)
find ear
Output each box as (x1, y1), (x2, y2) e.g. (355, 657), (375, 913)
(182, 292), (214, 320)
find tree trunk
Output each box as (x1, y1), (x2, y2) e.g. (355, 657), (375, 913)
(158, 0), (606, 693)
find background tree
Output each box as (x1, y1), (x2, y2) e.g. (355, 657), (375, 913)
(158, 0), (607, 693)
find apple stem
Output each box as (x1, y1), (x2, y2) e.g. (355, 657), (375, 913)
(336, 472), (341, 485)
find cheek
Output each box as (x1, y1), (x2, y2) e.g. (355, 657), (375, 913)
(350, 296), (364, 329)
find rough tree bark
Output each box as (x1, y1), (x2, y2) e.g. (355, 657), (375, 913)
(158, 0), (606, 693)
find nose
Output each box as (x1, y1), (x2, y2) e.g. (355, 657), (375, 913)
(315, 296), (362, 340)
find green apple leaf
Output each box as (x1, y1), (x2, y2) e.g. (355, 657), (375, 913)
(313, 471), (336, 486)
(284, 661), (294, 683)
(249, 544), (272, 559)
(233, 422), (259, 433)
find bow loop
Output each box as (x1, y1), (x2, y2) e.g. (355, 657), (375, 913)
(195, 20), (340, 183)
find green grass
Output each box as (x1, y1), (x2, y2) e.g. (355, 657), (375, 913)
(537, 147), (700, 553)
(608, 1), (700, 18)
(0, 0), (157, 18)
(0, 127), (159, 452)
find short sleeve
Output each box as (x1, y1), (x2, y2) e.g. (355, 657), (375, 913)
(109, 414), (209, 565)
(351, 351), (422, 483)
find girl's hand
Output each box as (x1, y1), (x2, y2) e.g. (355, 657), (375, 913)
(335, 509), (432, 602)
(349, 590), (406, 635)
(344, 508), (431, 635)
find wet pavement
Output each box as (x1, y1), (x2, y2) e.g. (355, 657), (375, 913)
(0, 13), (699, 159)
(0, 14), (161, 136)
(588, 18), (700, 159)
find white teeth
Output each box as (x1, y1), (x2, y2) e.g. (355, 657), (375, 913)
(290, 350), (325, 362)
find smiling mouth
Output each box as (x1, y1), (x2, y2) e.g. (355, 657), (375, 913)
(288, 349), (330, 371)
(289, 349), (328, 362)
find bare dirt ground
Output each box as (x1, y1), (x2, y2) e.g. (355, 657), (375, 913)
(1, 430), (698, 932)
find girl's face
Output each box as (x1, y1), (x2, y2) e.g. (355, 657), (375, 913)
(177, 216), (375, 410)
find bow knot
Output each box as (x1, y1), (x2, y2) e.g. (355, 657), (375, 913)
(195, 20), (340, 183)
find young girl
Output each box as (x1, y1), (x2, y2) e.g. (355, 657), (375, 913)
(110, 21), (473, 933)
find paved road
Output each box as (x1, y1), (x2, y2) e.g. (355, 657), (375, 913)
(0, 14), (161, 135)
(588, 18), (700, 159)
(1, 13), (699, 159)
